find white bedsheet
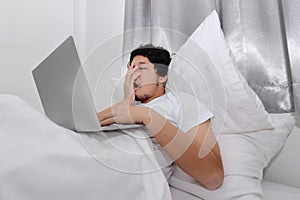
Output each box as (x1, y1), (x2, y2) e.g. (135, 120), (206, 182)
(0, 94), (171, 200)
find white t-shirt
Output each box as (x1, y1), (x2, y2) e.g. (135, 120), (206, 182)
(135, 91), (213, 180)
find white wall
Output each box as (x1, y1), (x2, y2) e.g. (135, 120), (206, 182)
(0, 0), (125, 111)
(74, 0), (126, 111)
(85, 0), (125, 57)
(0, 0), (74, 111)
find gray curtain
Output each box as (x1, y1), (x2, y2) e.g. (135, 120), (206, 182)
(123, 0), (300, 113)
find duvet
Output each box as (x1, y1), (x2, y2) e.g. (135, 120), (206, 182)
(0, 94), (171, 200)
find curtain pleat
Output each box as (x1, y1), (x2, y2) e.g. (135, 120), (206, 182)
(281, 0), (300, 113)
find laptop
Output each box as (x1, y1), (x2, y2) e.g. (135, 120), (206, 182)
(32, 36), (143, 132)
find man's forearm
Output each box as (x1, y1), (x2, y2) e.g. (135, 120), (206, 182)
(135, 107), (224, 190)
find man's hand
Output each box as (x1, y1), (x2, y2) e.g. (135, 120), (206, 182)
(97, 65), (142, 126)
(123, 65), (140, 105)
(98, 100), (148, 126)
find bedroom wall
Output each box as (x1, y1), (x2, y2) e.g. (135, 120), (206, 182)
(0, 0), (125, 112)
(0, 0), (74, 111)
(75, 0), (126, 111)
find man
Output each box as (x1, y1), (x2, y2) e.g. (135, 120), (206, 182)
(98, 44), (224, 190)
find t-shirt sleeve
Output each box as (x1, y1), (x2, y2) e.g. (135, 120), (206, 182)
(170, 91), (214, 132)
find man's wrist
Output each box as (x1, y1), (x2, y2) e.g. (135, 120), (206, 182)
(131, 106), (151, 125)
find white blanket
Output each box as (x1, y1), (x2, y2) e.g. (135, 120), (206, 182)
(0, 94), (172, 200)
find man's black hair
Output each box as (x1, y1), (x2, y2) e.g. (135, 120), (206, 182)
(128, 44), (172, 77)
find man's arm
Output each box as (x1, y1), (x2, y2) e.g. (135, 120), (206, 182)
(99, 104), (224, 190)
(145, 108), (224, 190)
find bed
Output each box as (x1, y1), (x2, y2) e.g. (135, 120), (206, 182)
(1, 10), (300, 200)
(1, 94), (298, 200)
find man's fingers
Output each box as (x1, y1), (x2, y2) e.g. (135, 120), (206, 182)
(100, 117), (115, 126)
(127, 64), (134, 70)
(99, 112), (114, 123)
(126, 65), (139, 77)
(99, 112), (116, 126)
(131, 71), (141, 82)
(124, 66), (140, 101)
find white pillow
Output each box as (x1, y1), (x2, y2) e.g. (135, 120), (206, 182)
(169, 113), (295, 199)
(166, 10), (273, 134)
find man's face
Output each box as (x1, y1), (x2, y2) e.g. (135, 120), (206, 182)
(129, 55), (165, 103)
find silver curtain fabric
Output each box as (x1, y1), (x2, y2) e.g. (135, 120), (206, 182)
(123, 0), (299, 113)
(281, 0), (300, 113)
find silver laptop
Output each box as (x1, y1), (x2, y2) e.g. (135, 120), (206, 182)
(32, 36), (143, 132)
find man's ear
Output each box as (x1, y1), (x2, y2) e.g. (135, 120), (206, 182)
(158, 75), (168, 84)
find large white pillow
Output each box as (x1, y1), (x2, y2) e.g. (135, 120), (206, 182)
(166, 10), (273, 134)
(169, 113), (295, 199)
